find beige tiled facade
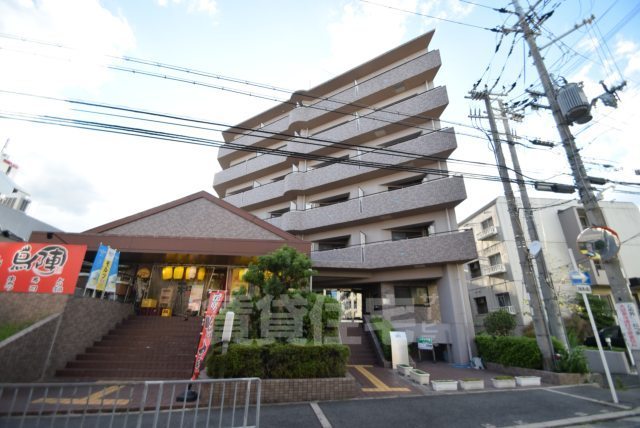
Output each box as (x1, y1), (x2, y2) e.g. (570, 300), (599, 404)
(214, 31), (477, 364)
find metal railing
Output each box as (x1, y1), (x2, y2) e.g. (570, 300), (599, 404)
(0, 378), (261, 428)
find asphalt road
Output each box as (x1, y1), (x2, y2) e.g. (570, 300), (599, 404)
(2, 384), (639, 427)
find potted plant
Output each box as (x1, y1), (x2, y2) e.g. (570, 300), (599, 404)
(431, 379), (458, 391)
(397, 363), (413, 376)
(491, 375), (516, 388)
(410, 368), (430, 385)
(515, 375), (541, 387)
(459, 378), (484, 391)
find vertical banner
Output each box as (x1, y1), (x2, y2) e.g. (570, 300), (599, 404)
(105, 250), (120, 294)
(615, 303), (640, 351)
(85, 245), (108, 291)
(96, 246), (116, 292)
(0, 243), (86, 294)
(191, 290), (225, 380)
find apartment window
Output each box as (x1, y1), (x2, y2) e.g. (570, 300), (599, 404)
(474, 296), (488, 315)
(488, 253), (502, 267)
(271, 174), (287, 183)
(386, 175), (426, 191)
(468, 261), (482, 279)
(496, 292), (512, 307)
(394, 286), (429, 307)
(312, 193), (350, 208)
(390, 222), (434, 241)
(315, 235), (350, 251)
(481, 217), (494, 229)
(268, 207), (290, 218)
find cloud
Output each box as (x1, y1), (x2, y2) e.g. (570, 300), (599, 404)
(155, 0), (218, 16)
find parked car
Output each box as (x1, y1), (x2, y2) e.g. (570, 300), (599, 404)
(583, 325), (626, 348)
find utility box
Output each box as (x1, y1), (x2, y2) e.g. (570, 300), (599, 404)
(557, 82), (592, 124)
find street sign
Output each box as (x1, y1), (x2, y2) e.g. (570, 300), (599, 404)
(570, 270), (592, 294)
(417, 336), (433, 350)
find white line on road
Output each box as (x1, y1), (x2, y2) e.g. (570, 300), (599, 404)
(543, 387), (631, 410)
(310, 401), (332, 428)
(502, 407), (640, 428)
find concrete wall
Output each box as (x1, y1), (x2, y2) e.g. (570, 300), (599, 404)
(0, 294), (133, 382)
(0, 293), (69, 325)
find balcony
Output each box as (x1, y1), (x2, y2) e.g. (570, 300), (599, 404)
(476, 225), (499, 240)
(288, 50), (442, 130)
(222, 129), (457, 210)
(288, 87), (448, 155)
(311, 229), (477, 270)
(482, 264), (507, 276)
(214, 148), (293, 193)
(267, 176), (466, 233)
(218, 116), (291, 167)
(492, 305), (517, 315)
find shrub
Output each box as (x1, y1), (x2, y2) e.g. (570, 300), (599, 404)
(205, 343), (349, 379)
(483, 310), (516, 336)
(475, 334), (567, 370)
(370, 316), (394, 360)
(0, 322), (32, 341)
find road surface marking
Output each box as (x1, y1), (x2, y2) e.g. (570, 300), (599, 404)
(348, 365), (410, 392)
(310, 401), (332, 428)
(32, 385), (129, 405)
(543, 387), (630, 410)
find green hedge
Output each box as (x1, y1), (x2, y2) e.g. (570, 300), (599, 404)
(475, 334), (566, 370)
(370, 316), (393, 360)
(206, 343), (349, 379)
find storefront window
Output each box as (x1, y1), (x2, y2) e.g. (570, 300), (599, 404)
(229, 267), (249, 297)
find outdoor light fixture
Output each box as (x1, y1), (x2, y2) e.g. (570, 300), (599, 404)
(173, 266), (185, 280)
(185, 266), (197, 280)
(197, 267), (206, 281)
(162, 266), (173, 280)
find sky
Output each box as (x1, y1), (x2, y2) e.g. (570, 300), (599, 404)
(0, 0), (639, 233)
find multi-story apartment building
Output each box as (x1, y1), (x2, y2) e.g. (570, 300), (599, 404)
(214, 31), (478, 364)
(460, 196), (640, 332)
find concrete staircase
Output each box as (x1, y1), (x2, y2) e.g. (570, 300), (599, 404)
(340, 322), (381, 366)
(55, 315), (202, 380)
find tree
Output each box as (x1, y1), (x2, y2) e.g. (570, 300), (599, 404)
(242, 246), (316, 298)
(575, 294), (615, 331)
(484, 310), (517, 336)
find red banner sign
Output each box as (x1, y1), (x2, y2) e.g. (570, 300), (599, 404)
(191, 290), (225, 380)
(0, 243), (87, 294)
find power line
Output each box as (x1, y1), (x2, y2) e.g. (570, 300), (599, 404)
(358, 0), (502, 31)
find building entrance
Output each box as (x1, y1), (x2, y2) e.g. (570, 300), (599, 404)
(325, 289), (363, 322)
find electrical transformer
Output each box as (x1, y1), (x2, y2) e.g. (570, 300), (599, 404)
(557, 82), (592, 124)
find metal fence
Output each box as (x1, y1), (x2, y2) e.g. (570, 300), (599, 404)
(0, 377), (261, 428)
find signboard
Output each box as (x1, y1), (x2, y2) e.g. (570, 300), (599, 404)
(188, 284), (205, 312)
(615, 303), (640, 351)
(191, 290), (225, 380)
(0, 243), (86, 294)
(417, 336), (434, 350)
(390, 331), (409, 369)
(569, 270), (592, 294)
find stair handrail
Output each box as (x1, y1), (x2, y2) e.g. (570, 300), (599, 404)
(363, 315), (391, 368)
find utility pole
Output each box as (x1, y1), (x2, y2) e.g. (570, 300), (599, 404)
(512, 0), (639, 368)
(471, 90), (556, 371)
(498, 99), (568, 348)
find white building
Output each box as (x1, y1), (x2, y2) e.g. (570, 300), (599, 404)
(459, 196), (640, 332)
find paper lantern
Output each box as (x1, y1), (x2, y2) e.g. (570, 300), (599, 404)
(173, 266), (185, 280)
(197, 267), (206, 281)
(162, 266), (173, 280)
(186, 266), (197, 280)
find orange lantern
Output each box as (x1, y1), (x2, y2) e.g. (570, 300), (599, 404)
(197, 267), (206, 281)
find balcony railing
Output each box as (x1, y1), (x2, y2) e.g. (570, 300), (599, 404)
(482, 263), (507, 276)
(311, 230), (477, 269)
(491, 305), (517, 315)
(476, 225), (499, 240)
